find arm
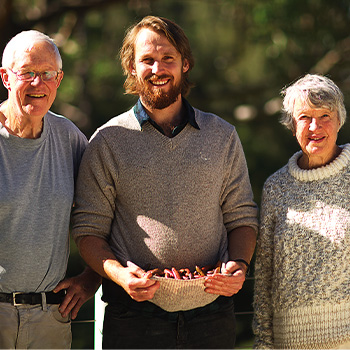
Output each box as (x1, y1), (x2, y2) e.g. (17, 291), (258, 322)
(71, 135), (158, 301)
(77, 235), (159, 302)
(205, 129), (258, 296)
(204, 225), (256, 296)
(227, 225), (257, 270)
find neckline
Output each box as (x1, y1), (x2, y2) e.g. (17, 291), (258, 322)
(0, 114), (48, 146)
(288, 144), (350, 182)
(143, 121), (192, 144)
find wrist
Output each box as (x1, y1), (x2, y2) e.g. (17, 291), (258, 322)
(233, 258), (250, 275)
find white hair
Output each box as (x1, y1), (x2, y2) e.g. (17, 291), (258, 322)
(280, 74), (346, 133)
(2, 30), (62, 69)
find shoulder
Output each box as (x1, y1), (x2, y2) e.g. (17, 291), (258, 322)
(45, 110), (87, 146)
(263, 164), (290, 194)
(192, 108), (240, 151)
(90, 109), (138, 142)
(46, 110), (85, 135)
(194, 108), (235, 134)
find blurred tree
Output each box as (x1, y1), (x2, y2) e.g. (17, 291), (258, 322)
(1, 0), (350, 348)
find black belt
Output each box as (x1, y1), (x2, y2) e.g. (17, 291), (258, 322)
(0, 290), (66, 306)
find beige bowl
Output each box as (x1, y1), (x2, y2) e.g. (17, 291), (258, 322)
(148, 276), (219, 312)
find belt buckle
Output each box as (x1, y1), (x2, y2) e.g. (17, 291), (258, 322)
(12, 292), (22, 306)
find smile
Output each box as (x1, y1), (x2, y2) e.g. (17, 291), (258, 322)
(151, 80), (168, 86)
(27, 94), (45, 98)
(309, 136), (325, 142)
(148, 76), (170, 86)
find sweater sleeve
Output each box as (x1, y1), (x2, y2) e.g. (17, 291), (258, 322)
(71, 131), (118, 242)
(252, 180), (277, 349)
(220, 128), (258, 233)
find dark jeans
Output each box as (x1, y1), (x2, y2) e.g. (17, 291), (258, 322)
(101, 280), (236, 349)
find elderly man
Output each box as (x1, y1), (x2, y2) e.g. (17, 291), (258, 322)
(72, 16), (258, 349)
(0, 30), (101, 349)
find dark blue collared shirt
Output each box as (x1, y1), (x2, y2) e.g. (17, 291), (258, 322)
(133, 98), (200, 137)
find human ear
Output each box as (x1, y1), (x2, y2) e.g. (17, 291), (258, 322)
(182, 59), (189, 73)
(55, 71), (64, 88)
(0, 68), (11, 90)
(129, 62), (137, 76)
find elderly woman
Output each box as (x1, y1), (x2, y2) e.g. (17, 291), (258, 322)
(253, 74), (350, 349)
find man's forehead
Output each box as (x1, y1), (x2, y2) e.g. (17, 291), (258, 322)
(135, 28), (177, 53)
(13, 41), (54, 59)
(12, 42), (58, 69)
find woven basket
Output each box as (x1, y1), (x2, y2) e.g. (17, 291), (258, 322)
(148, 276), (219, 312)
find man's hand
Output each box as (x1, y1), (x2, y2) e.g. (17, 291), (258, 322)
(105, 260), (160, 302)
(53, 267), (101, 319)
(77, 236), (159, 302)
(203, 261), (247, 297)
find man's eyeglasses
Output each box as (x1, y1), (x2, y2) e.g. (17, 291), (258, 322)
(8, 69), (62, 82)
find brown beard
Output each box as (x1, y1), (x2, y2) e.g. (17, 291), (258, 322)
(135, 74), (183, 110)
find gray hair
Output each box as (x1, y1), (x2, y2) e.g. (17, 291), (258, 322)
(2, 30), (62, 69)
(280, 74), (346, 133)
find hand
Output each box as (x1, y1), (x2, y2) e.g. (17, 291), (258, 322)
(112, 261), (160, 302)
(53, 267), (101, 319)
(77, 237), (159, 302)
(203, 261), (247, 297)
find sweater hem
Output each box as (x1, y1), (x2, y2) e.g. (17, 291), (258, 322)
(273, 301), (350, 349)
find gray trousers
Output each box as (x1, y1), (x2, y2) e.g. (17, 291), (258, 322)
(0, 300), (71, 349)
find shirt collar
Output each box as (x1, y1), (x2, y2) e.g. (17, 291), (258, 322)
(133, 98), (200, 130)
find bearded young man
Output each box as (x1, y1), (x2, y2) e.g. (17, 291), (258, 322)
(72, 16), (258, 349)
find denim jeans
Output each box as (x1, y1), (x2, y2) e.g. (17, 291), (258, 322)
(102, 296), (236, 349)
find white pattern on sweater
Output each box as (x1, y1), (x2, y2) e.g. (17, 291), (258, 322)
(253, 144), (350, 349)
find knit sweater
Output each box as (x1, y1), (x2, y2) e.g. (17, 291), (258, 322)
(72, 106), (258, 272)
(253, 144), (350, 349)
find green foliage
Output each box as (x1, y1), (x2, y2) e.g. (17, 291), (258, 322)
(2, 0), (350, 348)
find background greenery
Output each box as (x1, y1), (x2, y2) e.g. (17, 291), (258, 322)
(1, 0), (350, 348)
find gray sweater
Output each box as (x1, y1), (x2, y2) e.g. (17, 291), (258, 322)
(72, 106), (258, 271)
(253, 144), (350, 349)
(0, 111), (87, 293)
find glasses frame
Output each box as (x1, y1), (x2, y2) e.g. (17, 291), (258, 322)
(8, 69), (62, 82)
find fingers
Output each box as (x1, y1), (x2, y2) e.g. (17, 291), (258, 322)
(222, 260), (248, 275)
(221, 261), (236, 274)
(69, 298), (84, 320)
(59, 292), (85, 319)
(126, 260), (147, 278)
(59, 295), (75, 318)
(114, 262), (160, 302)
(58, 284), (79, 317)
(56, 276), (91, 318)
(54, 268), (102, 319)
(53, 280), (68, 293)
(128, 281), (160, 302)
(204, 272), (245, 296)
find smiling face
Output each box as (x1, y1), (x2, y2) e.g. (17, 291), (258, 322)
(293, 99), (341, 169)
(130, 28), (189, 110)
(1, 40), (63, 122)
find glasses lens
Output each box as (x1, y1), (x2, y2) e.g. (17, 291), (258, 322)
(18, 72), (36, 81)
(12, 70), (58, 82)
(42, 71), (58, 81)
